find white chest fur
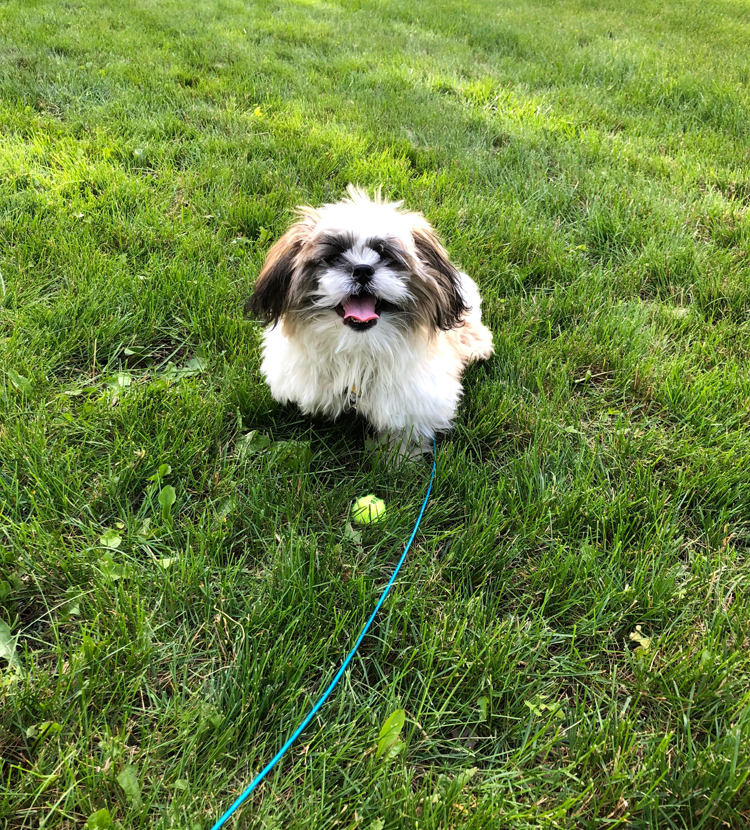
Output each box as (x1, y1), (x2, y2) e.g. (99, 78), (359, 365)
(259, 316), (464, 439)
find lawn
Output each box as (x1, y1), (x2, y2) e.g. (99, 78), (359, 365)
(2, 0), (750, 827)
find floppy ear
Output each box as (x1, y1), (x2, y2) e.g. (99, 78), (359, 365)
(412, 226), (469, 331)
(245, 227), (304, 325)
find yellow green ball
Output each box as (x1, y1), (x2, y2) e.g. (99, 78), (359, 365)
(352, 494), (386, 525)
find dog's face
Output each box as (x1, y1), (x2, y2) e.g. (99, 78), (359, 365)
(246, 186), (468, 336)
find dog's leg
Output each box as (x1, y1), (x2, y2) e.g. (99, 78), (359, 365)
(455, 272), (495, 364)
(375, 429), (433, 461)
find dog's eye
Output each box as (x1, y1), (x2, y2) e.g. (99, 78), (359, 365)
(369, 239), (401, 266)
(371, 245), (391, 265)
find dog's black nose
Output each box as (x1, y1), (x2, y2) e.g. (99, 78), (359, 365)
(352, 264), (374, 284)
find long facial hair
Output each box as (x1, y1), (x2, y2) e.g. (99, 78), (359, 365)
(246, 187), (468, 339)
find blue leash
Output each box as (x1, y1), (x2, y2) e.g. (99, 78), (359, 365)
(210, 440), (437, 829)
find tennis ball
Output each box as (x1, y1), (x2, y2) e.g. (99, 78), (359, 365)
(352, 494), (386, 525)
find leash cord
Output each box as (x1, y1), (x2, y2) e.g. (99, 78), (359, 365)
(210, 439), (437, 829)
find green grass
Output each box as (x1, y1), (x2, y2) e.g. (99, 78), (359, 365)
(2, 0), (750, 827)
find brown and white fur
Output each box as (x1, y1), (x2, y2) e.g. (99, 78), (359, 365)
(246, 186), (493, 453)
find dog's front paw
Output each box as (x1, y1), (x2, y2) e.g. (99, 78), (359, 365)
(372, 429), (433, 463)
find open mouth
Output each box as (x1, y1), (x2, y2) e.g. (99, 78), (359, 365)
(334, 293), (399, 330)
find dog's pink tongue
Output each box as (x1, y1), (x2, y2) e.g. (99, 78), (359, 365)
(343, 295), (378, 323)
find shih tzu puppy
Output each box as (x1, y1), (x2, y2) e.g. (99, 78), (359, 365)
(246, 186), (493, 453)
